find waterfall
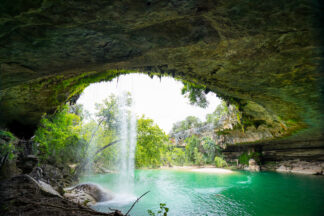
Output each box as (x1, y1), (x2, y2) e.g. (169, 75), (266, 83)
(116, 91), (137, 193)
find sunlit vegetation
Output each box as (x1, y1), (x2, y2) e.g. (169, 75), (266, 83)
(135, 117), (168, 168)
(205, 101), (229, 125)
(170, 116), (201, 134)
(33, 88), (234, 172)
(181, 81), (209, 108)
(34, 106), (88, 165)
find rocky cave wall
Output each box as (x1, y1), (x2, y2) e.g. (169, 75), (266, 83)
(0, 0), (323, 152)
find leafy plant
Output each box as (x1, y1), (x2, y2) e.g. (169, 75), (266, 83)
(0, 130), (17, 160)
(214, 156), (227, 168)
(193, 147), (205, 166)
(147, 203), (169, 216)
(238, 152), (249, 165)
(202, 137), (216, 163)
(136, 116), (169, 168)
(170, 116), (201, 134)
(206, 101), (229, 125)
(238, 152), (261, 165)
(34, 105), (89, 165)
(184, 135), (200, 162)
(181, 81), (209, 108)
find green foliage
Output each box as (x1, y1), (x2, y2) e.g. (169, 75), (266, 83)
(250, 152), (261, 164)
(148, 203), (169, 216)
(184, 135), (200, 162)
(206, 101), (229, 125)
(181, 81), (208, 108)
(238, 152), (261, 165)
(193, 147), (205, 166)
(171, 116), (201, 134)
(181, 135), (226, 166)
(170, 148), (186, 166)
(161, 147), (186, 166)
(136, 116), (169, 168)
(96, 94), (119, 133)
(84, 94), (121, 169)
(34, 105), (88, 165)
(201, 137), (216, 163)
(0, 130), (17, 160)
(238, 152), (249, 165)
(214, 156), (227, 168)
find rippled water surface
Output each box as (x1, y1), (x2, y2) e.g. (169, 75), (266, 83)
(80, 169), (324, 216)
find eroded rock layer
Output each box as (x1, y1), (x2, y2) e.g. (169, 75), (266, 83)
(0, 0), (323, 145)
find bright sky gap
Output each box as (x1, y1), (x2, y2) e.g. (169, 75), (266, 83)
(77, 73), (221, 133)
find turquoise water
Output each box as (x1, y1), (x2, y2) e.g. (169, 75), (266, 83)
(80, 169), (324, 216)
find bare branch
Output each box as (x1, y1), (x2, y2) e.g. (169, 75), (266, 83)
(125, 191), (150, 216)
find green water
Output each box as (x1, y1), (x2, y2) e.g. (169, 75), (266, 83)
(80, 169), (324, 216)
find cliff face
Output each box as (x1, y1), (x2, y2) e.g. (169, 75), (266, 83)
(169, 105), (324, 173)
(0, 0), (323, 147)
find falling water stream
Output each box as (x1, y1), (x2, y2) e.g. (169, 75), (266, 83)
(115, 91), (137, 194)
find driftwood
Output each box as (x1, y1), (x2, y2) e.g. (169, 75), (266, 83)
(125, 191), (150, 216)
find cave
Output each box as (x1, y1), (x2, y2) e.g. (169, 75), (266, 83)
(0, 0), (323, 215)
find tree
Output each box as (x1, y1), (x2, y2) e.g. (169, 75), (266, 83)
(214, 156), (227, 168)
(34, 105), (88, 165)
(193, 147), (205, 166)
(95, 94), (119, 132)
(136, 116), (169, 168)
(181, 81), (209, 108)
(184, 135), (200, 162)
(170, 116), (201, 134)
(206, 101), (229, 125)
(201, 137), (216, 163)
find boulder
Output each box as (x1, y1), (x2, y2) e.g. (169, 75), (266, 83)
(276, 165), (289, 172)
(248, 159), (260, 172)
(249, 159), (256, 166)
(64, 183), (114, 206)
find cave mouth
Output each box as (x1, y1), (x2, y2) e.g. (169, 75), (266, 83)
(75, 73), (221, 134)
(23, 72), (324, 215)
(2, 70), (225, 138)
(32, 72), (224, 171)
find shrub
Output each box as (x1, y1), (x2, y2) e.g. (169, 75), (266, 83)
(214, 156), (227, 168)
(194, 147), (205, 166)
(0, 130), (17, 160)
(238, 152), (249, 165)
(238, 152), (261, 165)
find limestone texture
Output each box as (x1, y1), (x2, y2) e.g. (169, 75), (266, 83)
(0, 0), (323, 147)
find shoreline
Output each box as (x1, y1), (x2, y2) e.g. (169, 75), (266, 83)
(159, 165), (235, 174)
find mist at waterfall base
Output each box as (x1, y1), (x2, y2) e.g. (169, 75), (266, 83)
(82, 91), (138, 206)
